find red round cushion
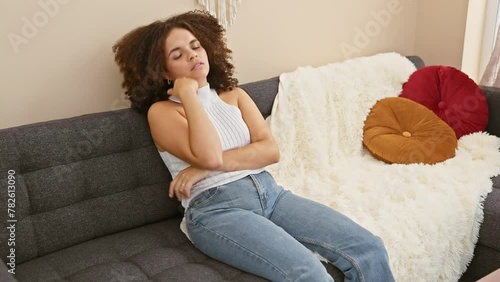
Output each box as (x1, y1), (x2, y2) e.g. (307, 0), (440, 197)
(400, 65), (488, 139)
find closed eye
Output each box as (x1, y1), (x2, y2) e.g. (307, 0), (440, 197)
(169, 40), (201, 60)
(191, 43), (201, 50)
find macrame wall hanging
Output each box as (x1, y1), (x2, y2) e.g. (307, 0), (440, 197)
(197, 0), (243, 28)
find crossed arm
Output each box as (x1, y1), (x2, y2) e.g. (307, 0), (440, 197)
(147, 80), (279, 200)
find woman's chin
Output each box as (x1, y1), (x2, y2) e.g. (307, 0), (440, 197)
(191, 68), (209, 77)
(191, 73), (209, 85)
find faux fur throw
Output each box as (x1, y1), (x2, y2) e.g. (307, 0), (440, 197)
(265, 53), (500, 281)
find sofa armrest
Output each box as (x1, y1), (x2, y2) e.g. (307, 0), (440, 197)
(481, 86), (500, 138)
(0, 262), (17, 282)
(406, 55), (425, 69)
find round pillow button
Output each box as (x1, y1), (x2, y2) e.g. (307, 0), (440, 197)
(438, 101), (446, 109)
(402, 131), (412, 137)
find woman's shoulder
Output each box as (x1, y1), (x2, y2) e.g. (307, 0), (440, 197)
(219, 87), (248, 99)
(218, 87), (249, 106)
(148, 100), (182, 120)
(219, 86), (248, 96)
(150, 98), (182, 110)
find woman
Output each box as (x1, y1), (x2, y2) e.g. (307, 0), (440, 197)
(113, 10), (395, 282)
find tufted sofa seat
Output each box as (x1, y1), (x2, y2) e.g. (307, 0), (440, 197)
(0, 107), (272, 281)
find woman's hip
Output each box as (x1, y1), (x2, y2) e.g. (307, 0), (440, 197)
(186, 171), (284, 221)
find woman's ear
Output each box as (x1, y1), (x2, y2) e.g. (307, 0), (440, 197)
(163, 73), (171, 85)
(164, 74), (172, 85)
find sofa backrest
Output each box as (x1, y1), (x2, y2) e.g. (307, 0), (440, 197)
(241, 55), (426, 119)
(241, 77), (279, 119)
(0, 109), (178, 264)
(481, 86), (500, 138)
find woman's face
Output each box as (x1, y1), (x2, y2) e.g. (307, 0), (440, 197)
(164, 28), (210, 87)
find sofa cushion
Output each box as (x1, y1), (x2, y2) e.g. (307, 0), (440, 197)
(0, 109), (178, 264)
(363, 97), (457, 164)
(478, 175), (500, 252)
(460, 244), (500, 281)
(10, 216), (345, 282)
(400, 66), (488, 139)
(12, 217), (268, 282)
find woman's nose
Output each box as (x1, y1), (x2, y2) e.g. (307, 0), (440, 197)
(188, 50), (198, 61)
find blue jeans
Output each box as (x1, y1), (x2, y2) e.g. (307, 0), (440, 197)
(185, 171), (395, 282)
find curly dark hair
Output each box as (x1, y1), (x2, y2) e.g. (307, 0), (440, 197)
(112, 10), (238, 114)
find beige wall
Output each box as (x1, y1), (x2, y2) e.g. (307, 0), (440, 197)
(227, 0), (418, 82)
(1, 0), (424, 129)
(414, 0), (469, 69)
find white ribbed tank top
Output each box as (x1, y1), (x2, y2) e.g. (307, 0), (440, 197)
(158, 84), (263, 208)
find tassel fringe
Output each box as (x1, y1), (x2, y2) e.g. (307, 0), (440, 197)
(198, 0), (242, 28)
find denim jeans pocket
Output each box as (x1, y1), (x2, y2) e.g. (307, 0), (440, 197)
(188, 186), (221, 210)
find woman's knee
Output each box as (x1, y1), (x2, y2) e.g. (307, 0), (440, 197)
(356, 234), (390, 262)
(369, 235), (389, 258)
(351, 234), (394, 281)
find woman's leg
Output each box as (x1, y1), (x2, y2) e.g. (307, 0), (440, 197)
(185, 178), (334, 282)
(269, 190), (395, 282)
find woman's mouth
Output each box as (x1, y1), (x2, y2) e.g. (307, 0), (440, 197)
(191, 62), (204, 71)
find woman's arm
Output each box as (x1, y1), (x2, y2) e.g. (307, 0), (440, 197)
(218, 88), (280, 172)
(148, 78), (223, 170)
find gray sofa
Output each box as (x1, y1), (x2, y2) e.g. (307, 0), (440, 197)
(0, 56), (498, 282)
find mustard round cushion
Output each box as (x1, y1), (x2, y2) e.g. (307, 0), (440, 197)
(363, 97), (458, 164)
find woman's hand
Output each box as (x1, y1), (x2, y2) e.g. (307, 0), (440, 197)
(167, 77), (199, 100)
(169, 166), (211, 200)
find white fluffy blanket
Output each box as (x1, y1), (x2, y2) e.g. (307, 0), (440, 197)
(265, 53), (500, 282)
